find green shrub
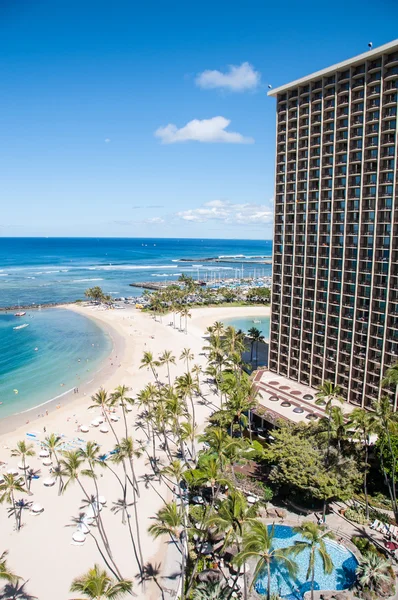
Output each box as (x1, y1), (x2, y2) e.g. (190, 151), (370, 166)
(352, 536), (379, 556)
(368, 506), (391, 524)
(345, 508), (367, 525)
(189, 504), (205, 525)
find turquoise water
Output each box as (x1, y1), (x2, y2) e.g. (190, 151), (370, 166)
(0, 309), (112, 418)
(0, 238), (272, 308)
(255, 525), (358, 599)
(222, 315), (270, 340)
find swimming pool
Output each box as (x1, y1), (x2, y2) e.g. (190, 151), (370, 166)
(255, 525), (358, 600)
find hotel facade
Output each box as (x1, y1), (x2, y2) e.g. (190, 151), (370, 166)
(268, 40), (398, 409)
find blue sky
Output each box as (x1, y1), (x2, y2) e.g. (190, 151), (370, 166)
(1, 0), (397, 239)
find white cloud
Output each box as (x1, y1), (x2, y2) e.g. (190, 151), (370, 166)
(195, 62), (260, 92)
(145, 217), (164, 224)
(176, 200), (273, 225)
(155, 116), (254, 144)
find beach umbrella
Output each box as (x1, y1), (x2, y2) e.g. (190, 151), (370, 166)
(80, 425), (89, 433)
(96, 417), (104, 423)
(39, 450), (50, 458)
(90, 420), (99, 427)
(18, 462), (29, 470)
(99, 426), (109, 434)
(98, 495), (107, 505)
(6, 468), (19, 476)
(72, 531), (86, 544)
(110, 415), (119, 422)
(42, 459), (53, 466)
(77, 522), (90, 535)
(43, 478), (55, 487)
(31, 503), (44, 514)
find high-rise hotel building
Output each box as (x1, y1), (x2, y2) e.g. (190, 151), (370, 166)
(268, 40), (398, 409)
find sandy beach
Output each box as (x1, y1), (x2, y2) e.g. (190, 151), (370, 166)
(0, 304), (269, 600)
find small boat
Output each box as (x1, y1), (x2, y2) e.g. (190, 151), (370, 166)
(13, 323), (29, 330)
(14, 311), (26, 317)
(252, 319), (261, 323)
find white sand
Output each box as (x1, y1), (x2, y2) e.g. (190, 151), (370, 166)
(0, 304), (269, 599)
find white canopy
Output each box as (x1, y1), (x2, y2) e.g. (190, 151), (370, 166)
(18, 462), (29, 470)
(72, 531), (85, 543)
(6, 468), (19, 476)
(31, 503), (43, 513)
(77, 522), (90, 534)
(91, 420), (99, 427)
(43, 478), (55, 487)
(110, 415), (119, 422)
(98, 496), (106, 505)
(80, 425), (89, 433)
(39, 450), (50, 458)
(99, 426), (109, 434)
(42, 459), (53, 466)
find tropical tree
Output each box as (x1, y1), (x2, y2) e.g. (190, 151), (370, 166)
(148, 501), (187, 599)
(43, 433), (64, 494)
(235, 521), (297, 600)
(373, 396), (398, 521)
(347, 408), (377, 518)
(291, 522), (334, 600)
(70, 564), (132, 599)
(111, 385), (134, 439)
(90, 388), (120, 444)
(356, 553), (392, 596)
(192, 581), (230, 599)
(0, 550), (19, 583)
(139, 351), (159, 384)
(180, 348), (194, 372)
(158, 350), (176, 387)
(382, 361), (398, 389)
(247, 327), (264, 368)
(179, 308), (191, 334)
(176, 372), (199, 428)
(0, 474), (27, 531)
(315, 381), (344, 517)
(61, 450), (121, 580)
(10, 441), (35, 489)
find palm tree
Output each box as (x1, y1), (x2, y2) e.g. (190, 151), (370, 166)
(0, 550), (19, 583)
(356, 553), (392, 595)
(61, 450), (122, 580)
(90, 388), (120, 444)
(158, 350), (176, 386)
(291, 522), (334, 600)
(176, 373), (199, 429)
(139, 351), (159, 384)
(180, 348), (194, 372)
(179, 308), (191, 334)
(43, 433), (64, 494)
(10, 441), (35, 489)
(148, 501), (186, 599)
(111, 385), (134, 439)
(382, 361), (398, 389)
(0, 474), (27, 531)
(211, 321), (225, 338)
(70, 564), (132, 599)
(315, 381), (344, 518)
(373, 396), (398, 521)
(247, 327), (260, 362)
(192, 581), (230, 599)
(138, 563), (165, 600)
(235, 521), (298, 600)
(347, 408), (377, 519)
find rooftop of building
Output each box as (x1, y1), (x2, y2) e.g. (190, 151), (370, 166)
(268, 39), (398, 98)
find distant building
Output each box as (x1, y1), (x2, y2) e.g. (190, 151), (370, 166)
(268, 40), (398, 409)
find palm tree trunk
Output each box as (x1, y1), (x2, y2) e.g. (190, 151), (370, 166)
(267, 560), (271, 600)
(311, 565), (315, 600)
(76, 477), (122, 580)
(188, 393), (196, 427)
(11, 491), (19, 531)
(167, 363), (171, 387)
(364, 442), (369, 520)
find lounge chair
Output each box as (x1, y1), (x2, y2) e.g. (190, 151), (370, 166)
(370, 519), (380, 530)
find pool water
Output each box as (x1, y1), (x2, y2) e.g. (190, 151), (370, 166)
(255, 525), (358, 600)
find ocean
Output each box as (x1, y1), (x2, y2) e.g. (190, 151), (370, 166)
(0, 237), (272, 308)
(0, 238), (271, 418)
(0, 308), (112, 419)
